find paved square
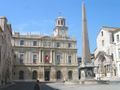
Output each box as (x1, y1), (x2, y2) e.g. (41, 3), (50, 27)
(44, 83), (120, 90)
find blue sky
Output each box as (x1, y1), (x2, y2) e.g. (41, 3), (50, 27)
(0, 0), (120, 56)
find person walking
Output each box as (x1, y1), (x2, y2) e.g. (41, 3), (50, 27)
(34, 80), (40, 90)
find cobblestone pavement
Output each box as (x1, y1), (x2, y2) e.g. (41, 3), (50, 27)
(43, 83), (120, 90)
(1, 81), (120, 90)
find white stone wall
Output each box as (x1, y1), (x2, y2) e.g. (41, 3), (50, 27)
(113, 31), (120, 76)
(95, 27), (120, 80)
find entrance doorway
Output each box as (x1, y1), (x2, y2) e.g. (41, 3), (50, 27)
(19, 71), (24, 80)
(68, 71), (72, 80)
(45, 71), (50, 81)
(56, 71), (62, 80)
(32, 71), (38, 79)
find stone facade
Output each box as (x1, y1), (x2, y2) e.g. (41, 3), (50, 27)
(13, 16), (78, 82)
(94, 26), (120, 80)
(0, 17), (15, 86)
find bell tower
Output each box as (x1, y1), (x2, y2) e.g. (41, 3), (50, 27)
(53, 16), (68, 38)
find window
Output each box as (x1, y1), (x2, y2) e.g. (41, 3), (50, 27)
(43, 41), (47, 46)
(111, 53), (114, 61)
(43, 41), (51, 47)
(33, 54), (37, 64)
(117, 35), (119, 42)
(102, 40), (104, 46)
(56, 55), (60, 64)
(68, 43), (71, 48)
(56, 71), (62, 80)
(58, 20), (60, 25)
(33, 41), (37, 46)
(101, 31), (103, 36)
(32, 71), (38, 79)
(20, 53), (24, 64)
(19, 71), (24, 80)
(20, 40), (24, 45)
(118, 49), (120, 59)
(48, 42), (51, 47)
(68, 71), (72, 80)
(112, 33), (114, 42)
(61, 20), (63, 25)
(68, 56), (71, 64)
(56, 42), (60, 47)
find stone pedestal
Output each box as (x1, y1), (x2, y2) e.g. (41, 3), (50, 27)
(80, 64), (94, 80)
(73, 69), (78, 81)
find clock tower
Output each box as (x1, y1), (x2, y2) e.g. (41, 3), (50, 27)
(53, 16), (68, 38)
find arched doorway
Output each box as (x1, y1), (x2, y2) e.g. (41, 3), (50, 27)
(99, 55), (106, 77)
(56, 71), (62, 80)
(32, 71), (38, 79)
(45, 70), (50, 81)
(19, 71), (24, 80)
(68, 71), (72, 80)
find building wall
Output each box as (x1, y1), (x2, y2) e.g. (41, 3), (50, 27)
(95, 26), (120, 80)
(0, 17), (14, 86)
(113, 30), (120, 76)
(13, 17), (78, 82)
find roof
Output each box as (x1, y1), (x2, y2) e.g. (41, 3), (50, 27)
(57, 16), (65, 19)
(102, 26), (120, 32)
(96, 26), (120, 38)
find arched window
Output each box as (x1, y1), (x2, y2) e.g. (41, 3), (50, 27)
(101, 31), (103, 36)
(68, 71), (72, 80)
(58, 20), (60, 25)
(68, 56), (71, 64)
(32, 70), (38, 79)
(61, 20), (63, 25)
(56, 71), (62, 80)
(19, 71), (24, 80)
(56, 55), (60, 64)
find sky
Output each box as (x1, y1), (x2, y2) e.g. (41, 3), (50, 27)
(0, 0), (120, 56)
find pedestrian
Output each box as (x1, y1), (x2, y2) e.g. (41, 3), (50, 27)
(34, 80), (40, 90)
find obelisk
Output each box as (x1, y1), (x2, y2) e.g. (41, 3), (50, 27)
(81, 1), (91, 66)
(80, 1), (94, 80)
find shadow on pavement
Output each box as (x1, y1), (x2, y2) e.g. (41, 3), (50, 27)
(1, 81), (35, 90)
(1, 81), (59, 90)
(41, 83), (59, 90)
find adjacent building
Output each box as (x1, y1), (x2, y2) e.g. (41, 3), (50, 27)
(94, 26), (120, 80)
(13, 16), (78, 82)
(0, 17), (15, 86)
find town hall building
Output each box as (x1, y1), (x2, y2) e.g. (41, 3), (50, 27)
(12, 16), (78, 82)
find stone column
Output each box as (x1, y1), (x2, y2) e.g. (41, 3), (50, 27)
(52, 50), (55, 65)
(39, 67), (44, 81)
(50, 50), (52, 63)
(62, 68), (67, 81)
(65, 52), (67, 64)
(50, 67), (56, 81)
(42, 50), (44, 64)
(39, 50), (41, 63)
